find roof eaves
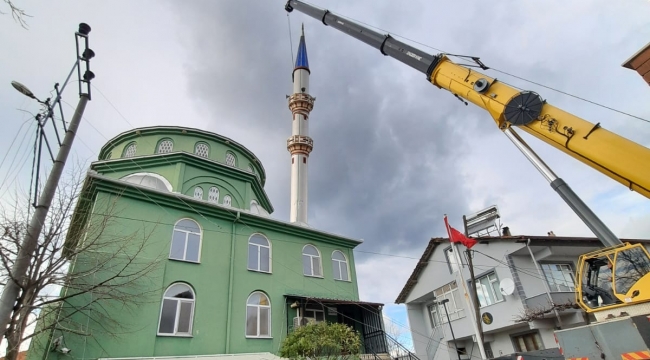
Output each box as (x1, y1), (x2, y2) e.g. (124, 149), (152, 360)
(394, 237), (447, 304)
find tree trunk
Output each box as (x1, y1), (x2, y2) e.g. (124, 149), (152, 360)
(5, 328), (22, 360)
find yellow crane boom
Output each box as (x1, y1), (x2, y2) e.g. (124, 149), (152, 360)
(431, 57), (650, 198)
(285, 0), (650, 200)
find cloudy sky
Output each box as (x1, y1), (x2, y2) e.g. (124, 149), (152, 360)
(1, 0), (650, 350)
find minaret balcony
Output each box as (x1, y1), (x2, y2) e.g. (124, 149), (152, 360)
(287, 135), (314, 153)
(288, 93), (315, 113)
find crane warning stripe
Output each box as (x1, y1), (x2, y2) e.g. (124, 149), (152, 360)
(621, 351), (650, 360)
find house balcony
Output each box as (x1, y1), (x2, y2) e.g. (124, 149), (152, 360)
(524, 292), (587, 328)
(525, 291), (578, 310)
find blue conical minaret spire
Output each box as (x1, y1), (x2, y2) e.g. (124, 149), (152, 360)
(294, 23), (309, 72)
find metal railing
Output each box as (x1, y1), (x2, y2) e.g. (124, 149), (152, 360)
(364, 329), (420, 360)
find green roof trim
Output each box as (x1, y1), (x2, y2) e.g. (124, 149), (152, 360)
(73, 173), (362, 250)
(90, 152), (274, 214)
(98, 126), (267, 186)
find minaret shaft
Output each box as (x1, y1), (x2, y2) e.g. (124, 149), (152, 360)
(288, 27), (313, 225)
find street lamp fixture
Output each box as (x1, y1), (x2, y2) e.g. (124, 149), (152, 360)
(11, 81), (36, 100)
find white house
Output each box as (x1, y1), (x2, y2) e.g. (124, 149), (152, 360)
(395, 230), (650, 360)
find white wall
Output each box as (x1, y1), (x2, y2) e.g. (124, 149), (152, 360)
(400, 238), (649, 360)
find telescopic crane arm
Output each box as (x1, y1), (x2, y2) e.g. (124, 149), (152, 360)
(285, 1), (650, 203)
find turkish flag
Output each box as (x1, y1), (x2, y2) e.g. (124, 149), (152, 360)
(444, 215), (478, 249)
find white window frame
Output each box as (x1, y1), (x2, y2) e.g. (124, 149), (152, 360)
(302, 244), (323, 278)
(193, 187), (203, 200)
(427, 303), (442, 328)
(123, 142), (137, 158)
(208, 186), (220, 203)
(157, 139), (174, 154)
(194, 142), (210, 158)
(245, 291), (272, 338)
(541, 263), (576, 292)
(250, 200), (260, 214)
(223, 195), (232, 207)
(226, 152), (237, 167)
(248, 234), (271, 273)
(169, 219), (202, 263)
(433, 281), (465, 322)
(157, 283), (195, 337)
(475, 271), (504, 308)
(331, 250), (350, 281)
(303, 308), (325, 322)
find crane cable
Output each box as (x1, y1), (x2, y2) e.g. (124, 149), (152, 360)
(287, 13), (295, 70)
(304, 0), (650, 125)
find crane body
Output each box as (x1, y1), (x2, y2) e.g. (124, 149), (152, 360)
(284, 1), (650, 200)
(285, 1), (650, 359)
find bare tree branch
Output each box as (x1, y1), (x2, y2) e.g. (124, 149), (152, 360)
(0, 167), (165, 360)
(512, 300), (581, 323)
(1, 0), (30, 28)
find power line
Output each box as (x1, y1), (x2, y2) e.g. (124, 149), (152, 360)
(57, 91), (545, 360)
(302, 0), (650, 125)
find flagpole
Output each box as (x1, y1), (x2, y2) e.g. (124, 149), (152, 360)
(444, 215), (488, 360)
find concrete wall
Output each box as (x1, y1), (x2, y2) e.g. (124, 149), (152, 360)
(401, 238), (649, 360)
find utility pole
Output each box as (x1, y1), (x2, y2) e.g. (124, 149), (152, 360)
(463, 215), (485, 350)
(0, 23), (95, 338)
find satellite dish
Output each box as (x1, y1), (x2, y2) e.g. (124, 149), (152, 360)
(499, 278), (515, 296)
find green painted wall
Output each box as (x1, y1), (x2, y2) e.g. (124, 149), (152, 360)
(27, 127), (364, 360)
(98, 128), (264, 182)
(29, 176), (358, 360)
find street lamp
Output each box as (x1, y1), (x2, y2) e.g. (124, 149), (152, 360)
(11, 81), (38, 100)
(0, 22), (95, 340)
(437, 298), (462, 360)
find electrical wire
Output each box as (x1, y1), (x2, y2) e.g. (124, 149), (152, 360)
(59, 86), (572, 360)
(301, 0), (650, 125)
(287, 13), (295, 70)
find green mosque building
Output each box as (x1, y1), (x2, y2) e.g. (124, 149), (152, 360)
(26, 29), (389, 360)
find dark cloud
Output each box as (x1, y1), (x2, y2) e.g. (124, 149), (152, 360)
(169, 0), (481, 255)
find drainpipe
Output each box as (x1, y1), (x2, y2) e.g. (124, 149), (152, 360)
(225, 211), (240, 353)
(525, 239), (563, 328)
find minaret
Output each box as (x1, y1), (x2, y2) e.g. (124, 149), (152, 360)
(287, 24), (315, 225)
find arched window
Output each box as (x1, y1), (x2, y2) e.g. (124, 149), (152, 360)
(194, 142), (210, 158)
(248, 164), (254, 173)
(158, 283), (195, 336)
(302, 245), (322, 277)
(248, 234), (270, 273)
(123, 143), (137, 158)
(250, 200), (260, 215)
(169, 219), (201, 262)
(246, 292), (271, 337)
(332, 250), (350, 281)
(208, 187), (219, 203)
(104, 151), (112, 160)
(121, 172), (173, 192)
(223, 195), (232, 207)
(157, 139), (174, 154)
(193, 187), (203, 200)
(225, 152), (237, 167)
